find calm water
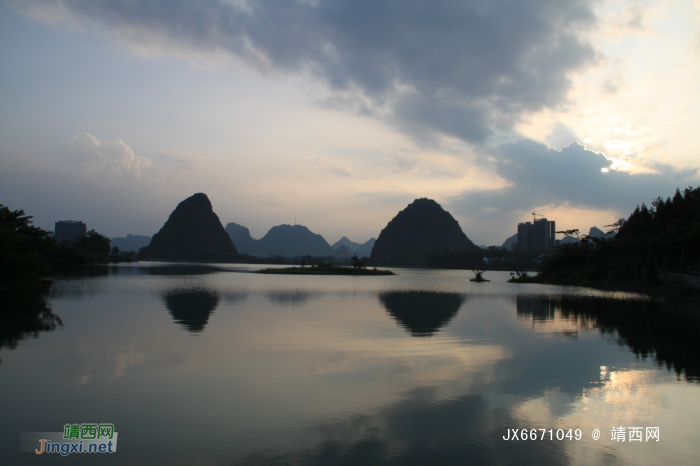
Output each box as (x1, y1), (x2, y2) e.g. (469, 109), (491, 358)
(2, 263), (699, 465)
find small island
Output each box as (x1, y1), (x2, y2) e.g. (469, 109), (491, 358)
(469, 269), (490, 282)
(256, 264), (395, 275)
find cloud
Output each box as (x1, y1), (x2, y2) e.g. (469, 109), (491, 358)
(449, 139), (699, 219)
(63, 133), (152, 179)
(12, 0), (600, 145)
(307, 155), (352, 177)
(601, 2), (657, 39)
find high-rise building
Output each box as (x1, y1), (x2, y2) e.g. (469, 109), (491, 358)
(516, 218), (555, 251)
(54, 220), (87, 242)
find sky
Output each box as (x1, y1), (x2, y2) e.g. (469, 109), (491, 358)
(1, 0), (699, 246)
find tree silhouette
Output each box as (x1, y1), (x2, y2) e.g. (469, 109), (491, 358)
(352, 255), (367, 268)
(0, 204), (55, 280)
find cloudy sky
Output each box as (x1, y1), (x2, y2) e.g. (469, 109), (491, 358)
(1, 0), (698, 246)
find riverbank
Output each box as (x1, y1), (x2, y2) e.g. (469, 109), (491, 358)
(510, 273), (700, 299)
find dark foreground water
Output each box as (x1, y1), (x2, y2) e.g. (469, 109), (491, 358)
(1, 264), (699, 465)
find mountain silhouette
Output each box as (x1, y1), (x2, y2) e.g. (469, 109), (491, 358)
(379, 291), (466, 337)
(369, 198), (476, 266)
(257, 224), (335, 257)
(501, 233), (517, 250)
(226, 223), (335, 257)
(137, 193), (239, 262)
(334, 245), (351, 256)
(225, 223), (259, 255)
(354, 238), (376, 257)
(110, 234), (151, 252)
(331, 236), (362, 253)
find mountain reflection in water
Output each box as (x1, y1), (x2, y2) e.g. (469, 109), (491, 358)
(379, 291), (466, 337)
(3, 266), (699, 466)
(162, 288), (221, 333)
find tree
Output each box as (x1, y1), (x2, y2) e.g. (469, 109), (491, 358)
(352, 255), (367, 268)
(556, 229), (580, 239)
(75, 230), (111, 255)
(0, 205), (56, 280)
(604, 219), (626, 236)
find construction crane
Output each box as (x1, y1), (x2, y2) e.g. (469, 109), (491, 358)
(532, 211), (544, 222)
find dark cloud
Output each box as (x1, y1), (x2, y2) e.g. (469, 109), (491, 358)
(15, 0), (599, 144)
(449, 139), (700, 219)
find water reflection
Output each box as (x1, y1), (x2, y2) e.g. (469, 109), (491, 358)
(379, 291), (466, 337)
(162, 288), (221, 333)
(122, 264), (224, 276)
(234, 386), (568, 466)
(516, 296), (556, 321)
(558, 297), (700, 382)
(0, 282), (62, 364)
(267, 290), (317, 307)
(52, 264), (110, 278)
(224, 291), (249, 304)
(517, 296), (700, 382)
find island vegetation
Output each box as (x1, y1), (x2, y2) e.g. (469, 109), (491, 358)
(256, 258), (395, 275)
(469, 269), (490, 282)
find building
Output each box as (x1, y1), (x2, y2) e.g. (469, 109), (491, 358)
(54, 220), (86, 242)
(516, 218), (555, 251)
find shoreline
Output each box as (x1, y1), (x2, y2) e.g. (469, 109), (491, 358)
(509, 274), (700, 300)
(255, 266), (395, 276)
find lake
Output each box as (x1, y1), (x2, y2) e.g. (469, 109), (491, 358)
(2, 263), (699, 465)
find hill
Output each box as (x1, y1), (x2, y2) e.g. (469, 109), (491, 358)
(355, 238), (376, 258)
(331, 236), (362, 253)
(225, 223), (259, 255)
(110, 234), (151, 252)
(226, 222), (338, 257)
(256, 224), (335, 257)
(501, 233), (517, 250)
(137, 193), (239, 262)
(368, 198), (477, 266)
(334, 245), (351, 256)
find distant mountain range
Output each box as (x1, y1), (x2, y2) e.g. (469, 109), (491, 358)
(332, 236), (361, 253)
(225, 223), (327, 257)
(331, 236), (376, 257)
(131, 194), (642, 264)
(369, 198), (476, 266)
(112, 195), (619, 261)
(225, 223), (375, 258)
(354, 238), (375, 257)
(110, 234), (151, 252)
